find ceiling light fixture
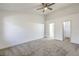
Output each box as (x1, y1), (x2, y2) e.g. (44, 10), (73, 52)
(44, 7), (48, 10)
(37, 3), (55, 12)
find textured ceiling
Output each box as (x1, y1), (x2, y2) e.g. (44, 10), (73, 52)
(0, 3), (73, 15)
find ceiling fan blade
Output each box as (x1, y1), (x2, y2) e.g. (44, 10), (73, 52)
(48, 8), (53, 10)
(37, 7), (44, 10)
(42, 3), (47, 7)
(42, 3), (44, 5)
(48, 3), (55, 6)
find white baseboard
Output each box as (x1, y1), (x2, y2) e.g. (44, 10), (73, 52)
(0, 36), (44, 50)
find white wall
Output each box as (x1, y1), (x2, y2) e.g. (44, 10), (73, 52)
(0, 11), (44, 49)
(46, 4), (79, 44)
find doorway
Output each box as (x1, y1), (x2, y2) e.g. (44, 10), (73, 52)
(49, 23), (55, 39)
(63, 21), (71, 42)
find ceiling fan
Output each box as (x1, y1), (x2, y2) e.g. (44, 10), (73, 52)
(37, 3), (55, 12)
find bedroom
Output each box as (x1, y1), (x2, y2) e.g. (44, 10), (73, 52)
(0, 3), (79, 56)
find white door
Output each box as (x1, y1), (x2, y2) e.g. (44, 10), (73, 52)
(49, 23), (55, 39)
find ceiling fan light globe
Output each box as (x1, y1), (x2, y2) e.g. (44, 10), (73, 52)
(44, 7), (48, 10)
